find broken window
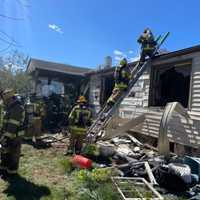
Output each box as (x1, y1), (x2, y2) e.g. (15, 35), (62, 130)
(150, 61), (191, 108)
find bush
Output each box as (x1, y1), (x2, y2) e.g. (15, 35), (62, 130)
(90, 168), (112, 182)
(76, 168), (112, 183)
(82, 144), (100, 157)
(67, 168), (120, 200)
(59, 158), (73, 174)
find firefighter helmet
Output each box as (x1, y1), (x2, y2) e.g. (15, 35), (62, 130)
(144, 27), (151, 33)
(119, 58), (128, 67)
(77, 95), (87, 103)
(0, 89), (15, 102)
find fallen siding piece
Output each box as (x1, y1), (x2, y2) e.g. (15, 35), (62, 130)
(126, 134), (143, 147)
(103, 114), (145, 140)
(158, 102), (191, 159)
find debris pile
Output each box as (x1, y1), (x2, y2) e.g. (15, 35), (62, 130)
(78, 134), (200, 200)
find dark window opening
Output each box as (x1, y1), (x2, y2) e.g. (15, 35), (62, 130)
(150, 61), (191, 108)
(100, 75), (115, 106)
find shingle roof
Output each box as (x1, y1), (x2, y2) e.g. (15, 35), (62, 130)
(27, 58), (91, 76)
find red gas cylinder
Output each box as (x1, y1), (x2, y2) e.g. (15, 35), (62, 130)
(72, 155), (92, 169)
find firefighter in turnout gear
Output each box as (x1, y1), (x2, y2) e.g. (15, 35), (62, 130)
(0, 89), (25, 176)
(107, 58), (131, 105)
(67, 96), (92, 154)
(25, 100), (44, 142)
(137, 28), (157, 64)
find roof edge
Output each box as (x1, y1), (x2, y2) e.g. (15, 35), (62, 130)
(30, 58), (91, 71)
(154, 44), (200, 60)
(87, 44), (200, 75)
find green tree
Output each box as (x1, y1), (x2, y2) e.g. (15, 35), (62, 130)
(0, 50), (33, 95)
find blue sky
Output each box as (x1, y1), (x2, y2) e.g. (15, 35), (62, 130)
(0, 0), (200, 68)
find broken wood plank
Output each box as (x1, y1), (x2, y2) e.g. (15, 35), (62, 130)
(144, 161), (158, 186)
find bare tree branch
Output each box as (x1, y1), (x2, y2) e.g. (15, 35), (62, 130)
(0, 0), (30, 53)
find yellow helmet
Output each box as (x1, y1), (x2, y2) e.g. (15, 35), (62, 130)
(77, 95), (87, 103)
(119, 58), (127, 67)
(0, 89), (15, 102)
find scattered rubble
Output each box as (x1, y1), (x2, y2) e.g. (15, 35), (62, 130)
(80, 134), (200, 199)
(30, 132), (200, 199)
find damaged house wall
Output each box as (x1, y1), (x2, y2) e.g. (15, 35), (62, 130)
(88, 45), (200, 150)
(89, 74), (101, 113)
(88, 67), (115, 113)
(27, 58), (91, 103)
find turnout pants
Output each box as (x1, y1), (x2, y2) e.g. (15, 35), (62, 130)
(140, 48), (154, 63)
(25, 117), (42, 139)
(68, 133), (86, 154)
(107, 87), (126, 105)
(0, 137), (22, 174)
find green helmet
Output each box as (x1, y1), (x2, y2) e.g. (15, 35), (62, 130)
(119, 58), (127, 67)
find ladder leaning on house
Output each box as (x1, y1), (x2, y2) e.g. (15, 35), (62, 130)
(86, 32), (170, 143)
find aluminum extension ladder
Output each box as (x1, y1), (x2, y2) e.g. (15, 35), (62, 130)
(86, 32), (170, 143)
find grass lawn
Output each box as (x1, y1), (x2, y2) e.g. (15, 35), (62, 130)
(0, 142), (70, 200)
(0, 142), (119, 200)
(0, 141), (188, 200)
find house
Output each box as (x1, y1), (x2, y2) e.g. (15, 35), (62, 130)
(87, 45), (200, 152)
(27, 45), (200, 152)
(27, 58), (91, 100)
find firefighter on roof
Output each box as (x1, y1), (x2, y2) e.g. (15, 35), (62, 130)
(67, 96), (92, 154)
(137, 28), (157, 64)
(0, 89), (25, 176)
(107, 58), (131, 105)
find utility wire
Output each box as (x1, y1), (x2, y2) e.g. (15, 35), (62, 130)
(0, 14), (24, 21)
(0, 43), (12, 53)
(0, 36), (21, 47)
(15, 0), (32, 20)
(16, 0), (31, 8)
(0, 30), (22, 47)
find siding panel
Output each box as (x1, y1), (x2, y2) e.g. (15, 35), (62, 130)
(89, 52), (200, 148)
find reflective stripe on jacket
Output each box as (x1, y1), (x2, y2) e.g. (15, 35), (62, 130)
(114, 83), (128, 90)
(137, 32), (156, 50)
(114, 65), (131, 89)
(68, 104), (92, 134)
(2, 100), (25, 139)
(69, 126), (87, 135)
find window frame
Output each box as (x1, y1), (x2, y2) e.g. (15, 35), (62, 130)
(148, 59), (192, 109)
